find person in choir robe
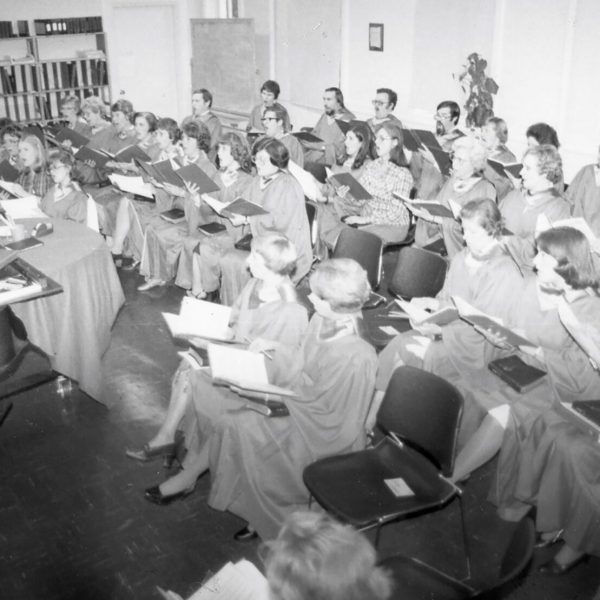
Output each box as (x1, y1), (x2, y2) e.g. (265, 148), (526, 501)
(59, 95), (92, 140)
(366, 87), (402, 132)
(303, 87), (356, 166)
(259, 106), (304, 167)
(217, 138), (312, 305)
(330, 122), (414, 245)
(95, 111), (161, 253)
(11, 135), (51, 197)
(450, 227), (599, 486)
(106, 116), (184, 267)
(0, 124), (23, 171)
(525, 122), (564, 192)
(145, 258), (377, 542)
(486, 229), (600, 577)
(481, 116), (517, 201)
(374, 199), (524, 431)
(566, 144), (600, 236)
(129, 234), (308, 484)
(39, 148), (88, 223)
(500, 144), (570, 270)
(314, 122), (374, 257)
(175, 132), (253, 298)
(410, 100), (464, 201)
(247, 79), (291, 134)
(73, 96), (111, 186)
(137, 121), (221, 291)
(413, 135), (496, 256)
(181, 88), (222, 153)
(265, 512), (393, 600)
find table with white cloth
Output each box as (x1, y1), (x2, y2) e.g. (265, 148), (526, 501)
(10, 220), (125, 401)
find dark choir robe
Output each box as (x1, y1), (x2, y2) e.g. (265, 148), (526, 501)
(40, 183), (88, 223)
(303, 108), (355, 166)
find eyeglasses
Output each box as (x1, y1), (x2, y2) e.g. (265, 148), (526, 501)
(261, 117), (277, 122)
(434, 112), (452, 120)
(49, 164), (68, 171)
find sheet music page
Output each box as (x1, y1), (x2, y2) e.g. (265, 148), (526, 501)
(208, 344), (269, 387)
(162, 298), (231, 340)
(187, 560), (269, 600)
(108, 174), (154, 199)
(0, 196), (48, 219)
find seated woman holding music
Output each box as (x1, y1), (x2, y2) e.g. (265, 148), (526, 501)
(126, 234), (308, 482)
(174, 132), (253, 299)
(317, 122), (413, 249)
(412, 135), (495, 258)
(136, 257), (377, 543)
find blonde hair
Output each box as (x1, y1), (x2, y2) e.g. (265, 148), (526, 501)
(81, 96), (107, 117)
(264, 511), (392, 600)
(452, 135), (489, 174)
(309, 258), (371, 313)
(19, 135), (46, 170)
(251, 234), (298, 277)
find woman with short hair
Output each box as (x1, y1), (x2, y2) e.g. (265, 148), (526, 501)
(247, 79), (291, 133)
(500, 144), (570, 269)
(218, 137), (312, 305)
(265, 511), (393, 600)
(60, 95), (91, 138)
(413, 135), (496, 257)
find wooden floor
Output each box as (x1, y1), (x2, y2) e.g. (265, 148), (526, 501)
(0, 262), (598, 600)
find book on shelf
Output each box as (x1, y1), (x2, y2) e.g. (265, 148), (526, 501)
(328, 172), (372, 200)
(160, 208), (186, 224)
(0, 161), (20, 183)
(162, 297), (232, 342)
(175, 163), (220, 194)
(393, 299), (459, 326)
(208, 343), (297, 399)
(488, 354), (547, 393)
(453, 296), (537, 347)
(108, 174), (154, 199)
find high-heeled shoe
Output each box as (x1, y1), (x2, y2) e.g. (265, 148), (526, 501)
(233, 525), (258, 541)
(534, 529), (564, 548)
(126, 431), (184, 466)
(111, 253), (123, 268)
(143, 483), (194, 506)
(538, 554), (588, 575)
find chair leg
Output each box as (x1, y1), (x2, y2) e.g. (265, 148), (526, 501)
(457, 494), (472, 581)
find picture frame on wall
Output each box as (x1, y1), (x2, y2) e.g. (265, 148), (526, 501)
(369, 23), (384, 52)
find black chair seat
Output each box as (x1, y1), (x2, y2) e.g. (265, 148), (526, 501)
(303, 438), (457, 529)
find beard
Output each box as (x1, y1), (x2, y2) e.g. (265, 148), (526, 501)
(435, 121), (446, 136)
(324, 107), (335, 116)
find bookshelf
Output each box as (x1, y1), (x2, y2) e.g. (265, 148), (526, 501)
(0, 23), (110, 125)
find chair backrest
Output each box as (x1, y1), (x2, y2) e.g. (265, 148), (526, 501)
(474, 517), (535, 599)
(377, 366), (463, 476)
(332, 227), (383, 290)
(388, 246), (448, 299)
(305, 200), (318, 248)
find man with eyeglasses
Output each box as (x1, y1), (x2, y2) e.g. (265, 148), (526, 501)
(303, 87), (355, 166)
(412, 100), (464, 199)
(260, 107), (304, 167)
(367, 88), (402, 132)
(247, 80), (291, 134)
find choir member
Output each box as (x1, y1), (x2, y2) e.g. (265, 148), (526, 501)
(0, 124), (23, 170)
(59, 95), (92, 139)
(247, 79), (291, 133)
(181, 88), (222, 152)
(260, 106), (305, 167)
(14, 135), (51, 197)
(367, 87), (402, 131)
(481, 116), (517, 201)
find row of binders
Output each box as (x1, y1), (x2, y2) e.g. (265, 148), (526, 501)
(33, 17), (103, 37)
(0, 21), (29, 39)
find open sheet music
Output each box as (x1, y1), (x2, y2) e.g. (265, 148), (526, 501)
(162, 297), (232, 342)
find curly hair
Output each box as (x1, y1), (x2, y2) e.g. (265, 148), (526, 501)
(251, 234), (298, 277)
(111, 98), (134, 121)
(181, 120), (209, 153)
(133, 111), (158, 133)
(252, 137), (289, 169)
(216, 132), (252, 173)
(47, 147), (75, 170)
(452, 135), (489, 174)
(524, 144), (563, 185)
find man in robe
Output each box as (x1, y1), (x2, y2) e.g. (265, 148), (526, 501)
(181, 88), (222, 153)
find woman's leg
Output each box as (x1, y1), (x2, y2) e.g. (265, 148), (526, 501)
(452, 405), (510, 482)
(110, 196), (132, 255)
(158, 441), (210, 496)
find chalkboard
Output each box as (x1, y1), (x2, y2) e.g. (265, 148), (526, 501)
(190, 19), (258, 115)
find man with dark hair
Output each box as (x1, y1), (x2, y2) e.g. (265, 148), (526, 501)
(304, 87), (355, 165)
(367, 87), (402, 131)
(181, 88), (222, 151)
(411, 99), (464, 199)
(247, 79), (291, 134)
